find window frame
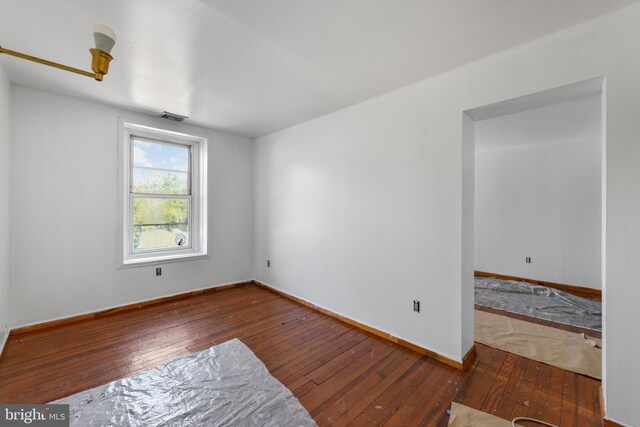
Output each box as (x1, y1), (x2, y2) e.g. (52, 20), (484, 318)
(120, 121), (208, 266)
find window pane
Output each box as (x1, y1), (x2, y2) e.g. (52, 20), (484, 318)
(133, 139), (189, 171)
(132, 168), (189, 195)
(133, 198), (189, 251)
(132, 139), (190, 195)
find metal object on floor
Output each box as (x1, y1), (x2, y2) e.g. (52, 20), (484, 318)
(512, 417), (558, 427)
(474, 276), (602, 331)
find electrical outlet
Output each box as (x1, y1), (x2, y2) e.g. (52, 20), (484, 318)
(525, 257), (532, 264)
(413, 300), (420, 313)
(267, 260), (271, 268)
(156, 267), (162, 276)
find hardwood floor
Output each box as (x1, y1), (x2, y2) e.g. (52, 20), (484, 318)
(0, 284), (602, 426)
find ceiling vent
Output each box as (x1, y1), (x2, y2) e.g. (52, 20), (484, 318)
(161, 111), (188, 122)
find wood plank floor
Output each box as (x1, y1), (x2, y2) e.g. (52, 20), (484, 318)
(0, 284), (603, 426)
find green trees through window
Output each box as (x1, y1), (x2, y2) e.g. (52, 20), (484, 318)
(131, 139), (191, 251)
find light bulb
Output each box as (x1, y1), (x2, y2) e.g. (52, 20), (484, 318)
(93, 24), (116, 54)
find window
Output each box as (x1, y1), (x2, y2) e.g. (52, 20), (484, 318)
(121, 122), (207, 265)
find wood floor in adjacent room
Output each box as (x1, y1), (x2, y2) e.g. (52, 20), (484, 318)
(0, 284), (602, 426)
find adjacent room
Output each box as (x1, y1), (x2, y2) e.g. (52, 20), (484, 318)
(1, 1), (639, 426)
(469, 82), (604, 383)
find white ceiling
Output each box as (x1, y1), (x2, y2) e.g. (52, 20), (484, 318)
(1, 0), (636, 137)
(474, 95), (602, 152)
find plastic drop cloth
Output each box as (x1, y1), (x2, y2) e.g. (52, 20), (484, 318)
(52, 338), (317, 427)
(474, 276), (602, 331)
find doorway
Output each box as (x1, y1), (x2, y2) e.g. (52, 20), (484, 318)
(462, 76), (606, 381)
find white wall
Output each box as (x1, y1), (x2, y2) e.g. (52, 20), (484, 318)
(0, 63), (11, 350)
(474, 97), (602, 289)
(10, 86), (254, 327)
(254, 4), (640, 425)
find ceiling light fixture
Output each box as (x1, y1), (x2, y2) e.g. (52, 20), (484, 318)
(0, 24), (116, 81)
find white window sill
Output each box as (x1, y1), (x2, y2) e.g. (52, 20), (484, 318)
(120, 252), (209, 269)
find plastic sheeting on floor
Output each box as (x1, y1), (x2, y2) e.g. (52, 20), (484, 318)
(475, 276), (602, 331)
(52, 338), (317, 427)
(475, 310), (601, 379)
